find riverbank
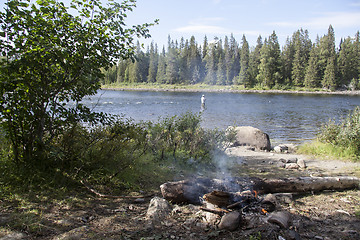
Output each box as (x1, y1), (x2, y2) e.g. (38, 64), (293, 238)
(102, 84), (360, 95)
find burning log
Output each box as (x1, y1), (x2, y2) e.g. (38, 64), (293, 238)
(203, 191), (231, 207)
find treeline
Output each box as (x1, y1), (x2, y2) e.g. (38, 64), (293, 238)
(103, 25), (360, 90)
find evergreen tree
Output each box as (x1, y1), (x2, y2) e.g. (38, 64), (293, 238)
(319, 25), (337, 89)
(204, 38), (219, 84)
(217, 54), (226, 85)
(178, 39), (190, 83)
(188, 36), (202, 84)
(238, 35), (250, 87)
(147, 42), (158, 83)
(202, 35), (208, 59)
(257, 31), (282, 88)
(228, 34), (240, 85)
(338, 37), (357, 87)
(249, 35), (263, 86)
(323, 57), (337, 90)
(156, 47), (167, 83)
(166, 41), (179, 84)
(281, 37), (294, 86)
(291, 29), (312, 87)
(304, 43), (320, 88)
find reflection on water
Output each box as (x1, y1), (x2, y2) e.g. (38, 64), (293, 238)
(81, 90), (360, 144)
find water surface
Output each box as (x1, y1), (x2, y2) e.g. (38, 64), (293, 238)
(81, 90), (360, 144)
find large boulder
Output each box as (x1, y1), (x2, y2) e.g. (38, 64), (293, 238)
(228, 126), (271, 151)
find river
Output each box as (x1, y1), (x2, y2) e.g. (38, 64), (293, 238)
(80, 90), (360, 145)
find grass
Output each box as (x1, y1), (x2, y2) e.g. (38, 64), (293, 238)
(101, 82), (330, 93)
(298, 140), (359, 161)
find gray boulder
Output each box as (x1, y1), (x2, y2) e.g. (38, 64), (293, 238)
(146, 197), (171, 221)
(228, 126), (271, 151)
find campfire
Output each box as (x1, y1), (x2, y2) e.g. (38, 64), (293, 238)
(158, 176), (360, 232)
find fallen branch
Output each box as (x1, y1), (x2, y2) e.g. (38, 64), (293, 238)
(200, 207), (229, 215)
(80, 180), (153, 199)
(160, 176), (360, 204)
(253, 176), (360, 194)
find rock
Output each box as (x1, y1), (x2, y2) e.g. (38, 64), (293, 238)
(0, 232), (27, 240)
(286, 157), (298, 163)
(267, 211), (292, 229)
(260, 194), (277, 212)
(228, 126), (271, 151)
(274, 145), (288, 153)
(146, 197), (171, 221)
(202, 203), (221, 225)
(273, 193), (293, 204)
(284, 144), (297, 153)
(297, 159), (307, 169)
(274, 146), (282, 153)
(277, 162), (286, 168)
(218, 211), (242, 231)
(285, 163), (300, 170)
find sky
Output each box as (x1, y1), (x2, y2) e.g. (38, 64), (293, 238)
(125, 0), (360, 48)
(1, 0), (360, 49)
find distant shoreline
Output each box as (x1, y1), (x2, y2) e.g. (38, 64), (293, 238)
(102, 86), (360, 96)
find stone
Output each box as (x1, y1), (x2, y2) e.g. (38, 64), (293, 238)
(273, 193), (293, 204)
(146, 197), (171, 221)
(261, 194), (277, 212)
(218, 211), (242, 231)
(228, 126), (271, 151)
(274, 146), (282, 153)
(202, 202), (221, 225)
(274, 145), (288, 153)
(285, 163), (300, 170)
(267, 211), (292, 229)
(297, 159), (307, 169)
(0, 232), (27, 240)
(286, 158), (298, 163)
(277, 162), (286, 168)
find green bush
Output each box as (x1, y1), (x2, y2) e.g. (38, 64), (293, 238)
(316, 106), (360, 160)
(1, 112), (225, 195)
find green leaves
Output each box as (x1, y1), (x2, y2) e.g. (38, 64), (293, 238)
(0, 0), (156, 162)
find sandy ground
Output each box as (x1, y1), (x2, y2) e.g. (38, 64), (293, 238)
(225, 146), (360, 178)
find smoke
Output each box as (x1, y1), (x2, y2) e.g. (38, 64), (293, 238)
(212, 149), (244, 192)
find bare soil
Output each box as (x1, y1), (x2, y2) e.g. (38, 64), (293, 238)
(1, 147), (360, 240)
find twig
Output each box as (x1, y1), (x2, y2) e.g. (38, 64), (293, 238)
(200, 207), (229, 215)
(80, 180), (154, 199)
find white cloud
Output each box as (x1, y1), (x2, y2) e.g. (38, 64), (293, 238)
(268, 11), (360, 29)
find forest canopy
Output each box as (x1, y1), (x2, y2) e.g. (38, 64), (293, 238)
(103, 26), (360, 91)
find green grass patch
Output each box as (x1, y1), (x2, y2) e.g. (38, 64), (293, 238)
(298, 140), (359, 161)
(102, 82), (332, 93)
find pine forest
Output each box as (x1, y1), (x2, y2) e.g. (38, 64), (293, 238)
(102, 25), (360, 91)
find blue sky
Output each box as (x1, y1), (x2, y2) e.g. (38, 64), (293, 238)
(126, 0), (360, 48)
(1, 0), (359, 48)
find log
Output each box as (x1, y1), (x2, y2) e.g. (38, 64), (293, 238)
(203, 191), (231, 207)
(160, 176), (360, 204)
(253, 176), (360, 194)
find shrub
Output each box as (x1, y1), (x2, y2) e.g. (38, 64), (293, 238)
(316, 106), (360, 160)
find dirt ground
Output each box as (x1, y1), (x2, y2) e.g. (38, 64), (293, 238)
(1, 146), (360, 240)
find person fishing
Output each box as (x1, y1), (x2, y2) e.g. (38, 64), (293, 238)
(201, 94), (206, 111)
